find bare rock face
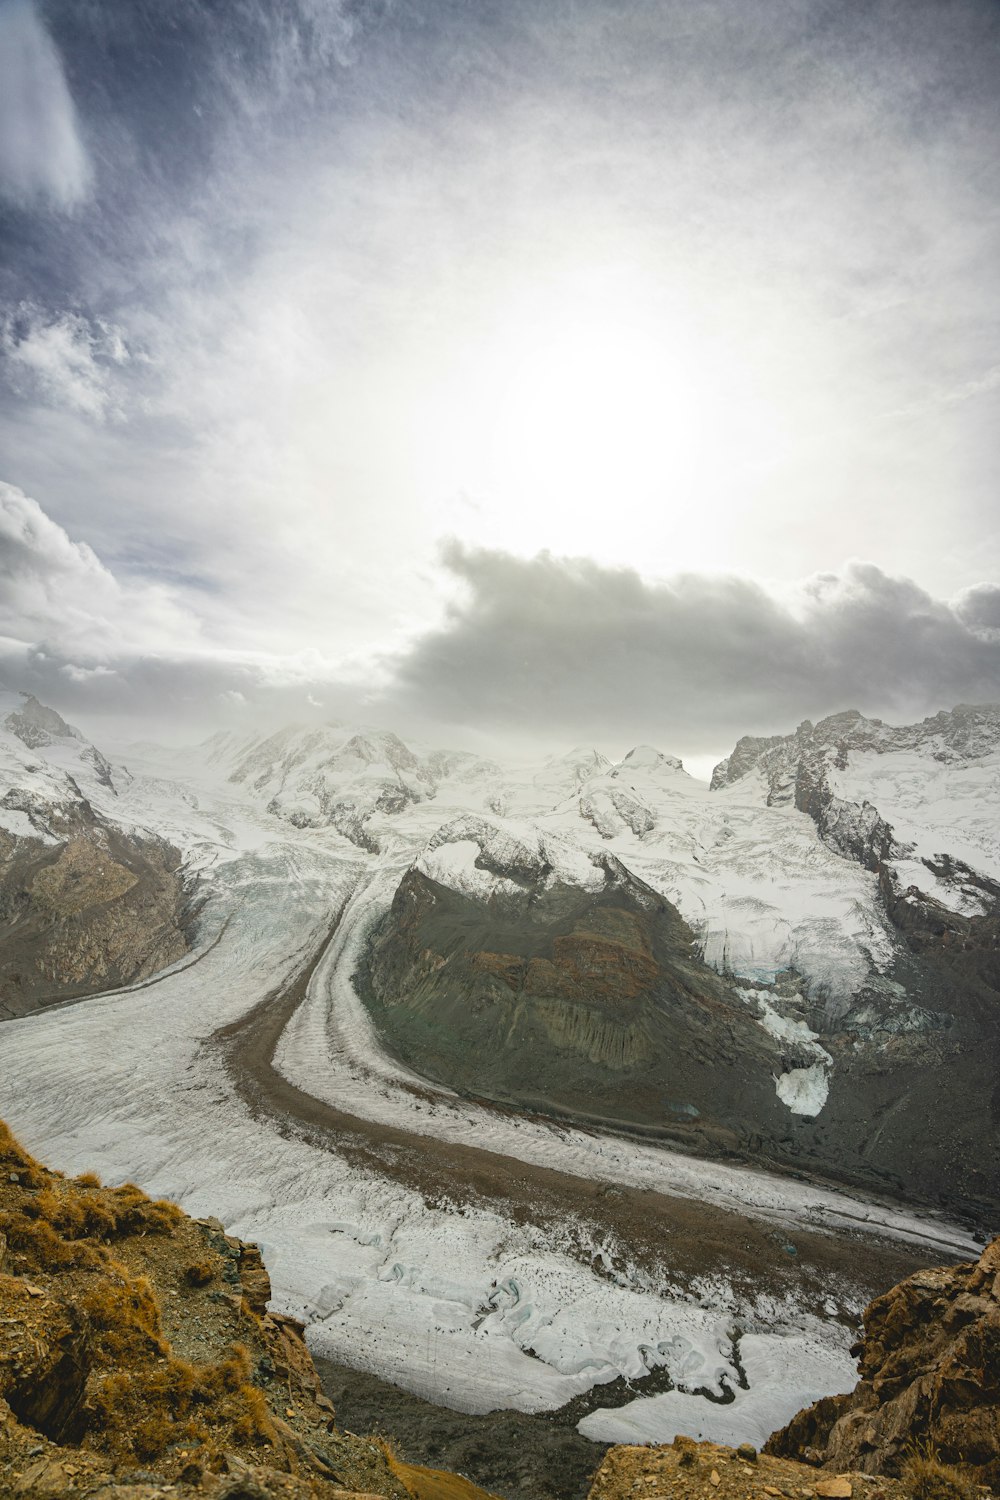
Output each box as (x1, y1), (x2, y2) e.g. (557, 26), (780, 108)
(0, 690), (191, 1019)
(361, 852), (806, 1150)
(0, 827), (190, 1018)
(765, 1237), (1000, 1489)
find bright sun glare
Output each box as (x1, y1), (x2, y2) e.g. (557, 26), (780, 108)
(488, 317), (707, 513)
(422, 273), (783, 569)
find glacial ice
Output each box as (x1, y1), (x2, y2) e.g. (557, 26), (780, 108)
(0, 714), (983, 1444)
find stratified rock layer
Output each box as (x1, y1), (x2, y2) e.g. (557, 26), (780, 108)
(765, 1237), (1000, 1489)
(362, 856), (797, 1151)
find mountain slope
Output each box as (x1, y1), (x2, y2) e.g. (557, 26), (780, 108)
(0, 1117), (497, 1500)
(1, 694), (988, 1459)
(361, 825), (795, 1144)
(361, 811), (997, 1212)
(0, 691), (189, 1018)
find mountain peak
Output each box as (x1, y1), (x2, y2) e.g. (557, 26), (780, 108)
(616, 744), (684, 773)
(1, 691), (84, 749)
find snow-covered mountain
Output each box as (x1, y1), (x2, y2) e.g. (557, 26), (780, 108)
(0, 690), (188, 1017)
(711, 704), (1000, 934)
(0, 688), (123, 841)
(194, 722), (500, 852)
(5, 693), (997, 1209)
(104, 701), (996, 1218)
(0, 692), (996, 1453)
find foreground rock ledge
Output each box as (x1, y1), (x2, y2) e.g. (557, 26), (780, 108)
(0, 1120), (496, 1499)
(589, 1437), (919, 1500)
(767, 1238), (1000, 1490)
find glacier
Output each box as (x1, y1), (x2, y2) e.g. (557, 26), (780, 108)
(0, 697), (993, 1447)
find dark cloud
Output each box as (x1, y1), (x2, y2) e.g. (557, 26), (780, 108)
(385, 544), (1000, 751)
(954, 582), (1000, 632)
(4, 526), (1000, 758)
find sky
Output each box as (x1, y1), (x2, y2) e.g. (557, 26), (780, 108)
(1, 0), (999, 772)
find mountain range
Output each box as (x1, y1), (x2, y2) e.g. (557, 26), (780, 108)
(0, 687), (996, 1451)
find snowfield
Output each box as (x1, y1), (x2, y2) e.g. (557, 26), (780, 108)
(830, 748), (1000, 915)
(0, 707), (989, 1446)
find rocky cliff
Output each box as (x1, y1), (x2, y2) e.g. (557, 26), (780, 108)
(0, 1119), (497, 1500)
(709, 704), (1000, 917)
(361, 811), (998, 1217)
(0, 692), (190, 1018)
(766, 1237), (1000, 1490)
(705, 705), (1000, 1217)
(360, 836), (800, 1150)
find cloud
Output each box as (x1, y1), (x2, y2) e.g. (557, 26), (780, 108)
(4, 0), (1000, 653)
(60, 662), (117, 683)
(0, 0), (91, 207)
(954, 582), (1000, 633)
(1, 306), (129, 419)
(2, 4), (1000, 754)
(3, 487), (999, 756)
(0, 481), (198, 655)
(0, 640), (374, 746)
(385, 544), (1000, 751)
(0, 482), (374, 735)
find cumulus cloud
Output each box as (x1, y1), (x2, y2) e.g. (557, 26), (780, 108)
(0, 0), (91, 207)
(385, 545), (1000, 752)
(0, 481), (198, 655)
(954, 582), (1000, 633)
(3, 483), (999, 756)
(0, 483), (375, 734)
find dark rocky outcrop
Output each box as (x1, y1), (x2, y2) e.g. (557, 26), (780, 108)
(358, 803), (1000, 1219)
(766, 1237), (1000, 1490)
(0, 825), (190, 1019)
(363, 855), (828, 1156)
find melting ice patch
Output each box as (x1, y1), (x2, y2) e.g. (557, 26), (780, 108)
(739, 989), (833, 1118)
(578, 1317), (856, 1448)
(774, 1065), (830, 1116)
